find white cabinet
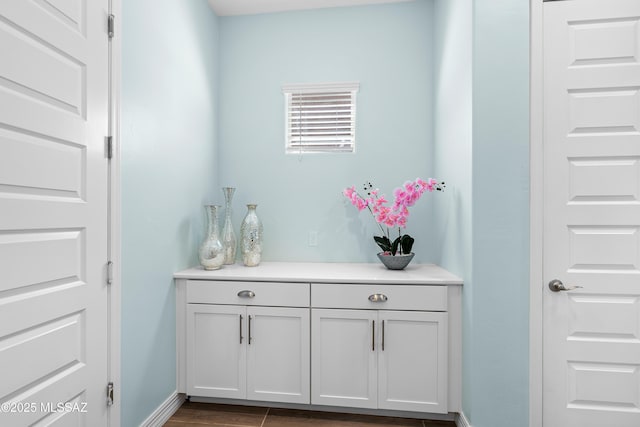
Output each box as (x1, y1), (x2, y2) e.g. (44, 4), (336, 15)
(311, 309), (378, 408)
(311, 284), (448, 414)
(175, 262), (462, 417)
(187, 304), (246, 399)
(184, 281), (310, 404)
(246, 306), (309, 403)
(377, 311), (447, 413)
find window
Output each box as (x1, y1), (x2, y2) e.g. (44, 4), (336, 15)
(283, 82), (359, 154)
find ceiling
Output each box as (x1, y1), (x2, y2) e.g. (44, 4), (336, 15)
(208, 0), (414, 16)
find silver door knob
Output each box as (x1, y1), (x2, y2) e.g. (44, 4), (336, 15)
(548, 279), (582, 292)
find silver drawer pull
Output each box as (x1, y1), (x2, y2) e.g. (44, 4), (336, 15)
(372, 320), (375, 351)
(368, 293), (388, 303)
(237, 290), (255, 298)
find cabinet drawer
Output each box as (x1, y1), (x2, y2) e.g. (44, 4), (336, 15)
(311, 283), (447, 311)
(187, 280), (309, 307)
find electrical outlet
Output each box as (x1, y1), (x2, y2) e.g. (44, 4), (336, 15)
(308, 231), (318, 247)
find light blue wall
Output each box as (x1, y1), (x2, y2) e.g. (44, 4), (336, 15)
(469, 0), (530, 426)
(434, 0), (529, 426)
(433, 0), (473, 274)
(433, 0), (473, 420)
(121, 0), (219, 425)
(218, 1), (439, 263)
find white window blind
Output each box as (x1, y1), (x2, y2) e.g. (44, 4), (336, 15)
(283, 82), (359, 153)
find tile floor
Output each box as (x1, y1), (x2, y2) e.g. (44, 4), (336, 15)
(164, 402), (456, 427)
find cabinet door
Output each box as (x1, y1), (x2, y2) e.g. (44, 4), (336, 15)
(246, 307), (310, 404)
(378, 311), (448, 413)
(311, 309), (377, 408)
(186, 304), (246, 398)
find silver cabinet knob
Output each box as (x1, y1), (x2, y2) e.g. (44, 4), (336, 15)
(548, 279), (582, 292)
(237, 290), (255, 298)
(368, 293), (388, 302)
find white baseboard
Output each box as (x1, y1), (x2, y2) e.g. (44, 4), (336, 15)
(456, 411), (471, 427)
(139, 391), (185, 427)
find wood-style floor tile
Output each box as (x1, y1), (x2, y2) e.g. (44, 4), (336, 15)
(164, 402), (456, 427)
(422, 421), (456, 427)
(164, 422), (249, 427)
(166, 402), (267, 426)
(262, 408), (425, 427)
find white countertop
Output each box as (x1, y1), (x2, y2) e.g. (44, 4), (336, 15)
(174, 262), (463, 285)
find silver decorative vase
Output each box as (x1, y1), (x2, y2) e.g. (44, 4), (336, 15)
(198, 205), (224, 270)
(221, 187), (237, 265)
(240, 204), (263, 267)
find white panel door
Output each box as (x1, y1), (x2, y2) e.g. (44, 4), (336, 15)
(311, 309), (377, 409)
(543, 1), (640, 426)
(378, 311), (447, 414)
(187, 304), (246, 399)
(0, 1), (109, 426)
(246, 306), (310, 404)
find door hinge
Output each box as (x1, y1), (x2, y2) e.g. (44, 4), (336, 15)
(107, 261), (113, 285)
(107, 382), (114, 406)
(106, 136), (113, 159)
(108, 14), (115, 39)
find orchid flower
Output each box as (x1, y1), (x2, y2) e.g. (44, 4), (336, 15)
(343, 178), (445, 255)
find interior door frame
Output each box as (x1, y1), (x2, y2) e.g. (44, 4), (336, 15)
(108, 0), (122, 425)
(529, 0), (544, 427)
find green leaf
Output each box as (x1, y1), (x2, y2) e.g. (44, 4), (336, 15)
(391, 236), (401, 255)
(373, 236), (391, 252)
(401, 234), (415, 254)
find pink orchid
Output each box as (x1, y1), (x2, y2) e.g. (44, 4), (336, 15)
(376, 206), (390, 223)
(344, 186), (371, 211)
(343, 178), (445, 255)
(343, 186), (355, 198)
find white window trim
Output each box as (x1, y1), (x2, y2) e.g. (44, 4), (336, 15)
(283, 81), (359, 154)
